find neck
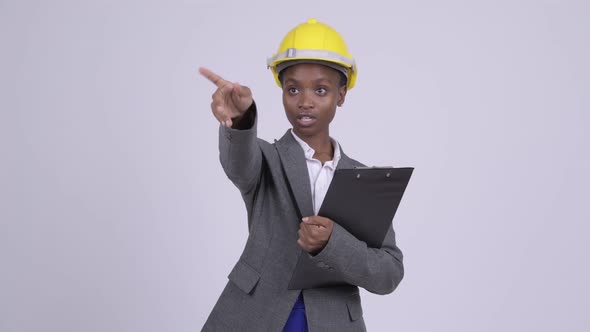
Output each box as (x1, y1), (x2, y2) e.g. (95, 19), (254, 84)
(293, 129), (333, 160)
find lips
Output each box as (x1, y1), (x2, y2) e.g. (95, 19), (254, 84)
(296, 113), (316, 127)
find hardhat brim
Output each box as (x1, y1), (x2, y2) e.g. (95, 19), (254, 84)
(275, 59), (349, 80)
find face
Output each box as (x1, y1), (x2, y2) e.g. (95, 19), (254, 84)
(281, 63), (347, 139)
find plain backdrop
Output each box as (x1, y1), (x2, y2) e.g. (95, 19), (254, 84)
(2, 0), (589, 331)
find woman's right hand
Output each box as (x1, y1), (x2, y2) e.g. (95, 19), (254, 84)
(199, 67), (253, 127)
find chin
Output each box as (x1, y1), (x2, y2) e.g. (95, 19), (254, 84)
(294, 126), (322, 137)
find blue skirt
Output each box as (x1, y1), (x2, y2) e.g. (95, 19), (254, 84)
(282, 293), (308, 332)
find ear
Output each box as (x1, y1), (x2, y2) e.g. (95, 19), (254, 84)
(337, 86), (347, 107)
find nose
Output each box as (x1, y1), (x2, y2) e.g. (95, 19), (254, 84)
(298, 89), (314, 109)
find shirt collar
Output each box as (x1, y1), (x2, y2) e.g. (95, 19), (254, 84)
(290, 129), (341, 169)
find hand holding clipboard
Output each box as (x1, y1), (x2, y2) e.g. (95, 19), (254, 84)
(288, 167), (414, 290)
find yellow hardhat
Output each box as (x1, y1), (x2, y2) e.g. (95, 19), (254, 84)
(267, 18), (357, 90)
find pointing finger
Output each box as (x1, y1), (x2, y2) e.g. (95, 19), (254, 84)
(302, 216), (330, 227)
(199, 67), (227, 88)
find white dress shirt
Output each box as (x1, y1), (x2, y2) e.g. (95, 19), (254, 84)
(290, 130), (341, 215)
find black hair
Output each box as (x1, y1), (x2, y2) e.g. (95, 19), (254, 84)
(278, 68), (347, 88)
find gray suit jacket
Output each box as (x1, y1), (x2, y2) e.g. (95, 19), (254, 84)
(202, 108), (404, 331)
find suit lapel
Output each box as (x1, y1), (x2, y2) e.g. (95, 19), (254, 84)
(336, 143), (361, 170)
(275, 130), (315, 218)
(336, 151), (355, 170)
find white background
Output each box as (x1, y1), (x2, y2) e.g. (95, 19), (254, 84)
(2, 0), (589, 331)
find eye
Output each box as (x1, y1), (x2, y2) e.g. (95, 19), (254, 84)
(287, 87), (299, 95)
(316, 87), (327, 95)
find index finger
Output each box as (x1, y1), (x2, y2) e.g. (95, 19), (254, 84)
(302, 216), (331, 227)
(199, 67), (227, 87)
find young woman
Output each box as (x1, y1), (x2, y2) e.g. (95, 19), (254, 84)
(199, 18), (404, 332)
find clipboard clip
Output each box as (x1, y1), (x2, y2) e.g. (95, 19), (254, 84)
(353, 166), (395, 179)
(353, 166), (394, 169)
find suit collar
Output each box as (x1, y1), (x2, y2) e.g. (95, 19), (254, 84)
(336, 148), (357, 170)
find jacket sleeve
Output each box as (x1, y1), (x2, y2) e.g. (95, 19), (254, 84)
(308, 222), (404, 295)
(218, 102), (262, 195)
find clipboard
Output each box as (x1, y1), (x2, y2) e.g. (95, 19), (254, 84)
(288, 166), (414, 290)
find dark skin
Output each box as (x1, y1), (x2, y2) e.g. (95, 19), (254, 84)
(197, 67), (253, 127)
(199, 63), (347, 255)
(281, 63), (347, 164)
